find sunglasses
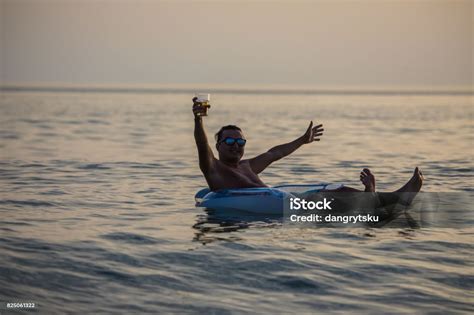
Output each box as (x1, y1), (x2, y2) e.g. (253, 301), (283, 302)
(220, 137), (247, 146)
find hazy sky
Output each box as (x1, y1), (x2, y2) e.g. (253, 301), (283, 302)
(1, 0), (472, 88)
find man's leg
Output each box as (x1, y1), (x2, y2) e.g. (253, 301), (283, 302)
(321, 167), (423, 206)
(321, 168), (376, 193)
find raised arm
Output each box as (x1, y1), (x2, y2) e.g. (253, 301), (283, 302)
(249, 121), (323, 174)
(193, 98), (215, 173)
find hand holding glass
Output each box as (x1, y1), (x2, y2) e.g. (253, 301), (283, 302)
(194, 93), (211, 116)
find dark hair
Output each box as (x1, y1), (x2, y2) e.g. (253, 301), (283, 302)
(215, 125), (242, 142)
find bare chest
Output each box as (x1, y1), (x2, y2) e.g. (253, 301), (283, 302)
(211, 161), (266, 189)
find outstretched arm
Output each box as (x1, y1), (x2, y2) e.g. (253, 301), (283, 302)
(248, 121), (323, 174)
(193, 98), (215, 173)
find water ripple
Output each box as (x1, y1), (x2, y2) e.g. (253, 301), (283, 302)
(100, 232), (162, 245)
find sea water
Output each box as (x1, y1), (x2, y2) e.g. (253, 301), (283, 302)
(0, 90), (472, 313)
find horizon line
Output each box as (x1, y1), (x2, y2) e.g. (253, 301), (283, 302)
(1, 83), (472, 96)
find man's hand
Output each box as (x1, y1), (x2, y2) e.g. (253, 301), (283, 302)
(192, 97), (207, 118)
(301, 121), (324, 144)
(248, 120), (324, 174)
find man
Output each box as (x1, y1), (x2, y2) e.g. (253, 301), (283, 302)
(192, 98), (423, 201)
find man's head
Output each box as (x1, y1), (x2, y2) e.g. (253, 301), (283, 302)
(215, 125), (246, 163)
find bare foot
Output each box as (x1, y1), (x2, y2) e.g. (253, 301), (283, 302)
(360, 168), (376, 192)
(395, 167), (424, 205)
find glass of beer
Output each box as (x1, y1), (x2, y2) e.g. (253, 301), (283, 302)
(194, 93), (211, 116)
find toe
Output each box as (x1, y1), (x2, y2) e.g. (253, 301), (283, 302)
(418, 168), (425, 180)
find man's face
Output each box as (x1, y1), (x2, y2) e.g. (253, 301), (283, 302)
(216, 129), (245, 163)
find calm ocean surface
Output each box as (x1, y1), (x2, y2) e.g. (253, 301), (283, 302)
(0, 91), (473, 314)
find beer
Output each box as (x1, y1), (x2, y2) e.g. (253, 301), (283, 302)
(194, 93), (211, 116)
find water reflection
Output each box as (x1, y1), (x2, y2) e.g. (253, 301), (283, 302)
(193, 209), (282, 244)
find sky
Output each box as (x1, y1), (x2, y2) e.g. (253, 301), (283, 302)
(1, 0), (472, 89)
